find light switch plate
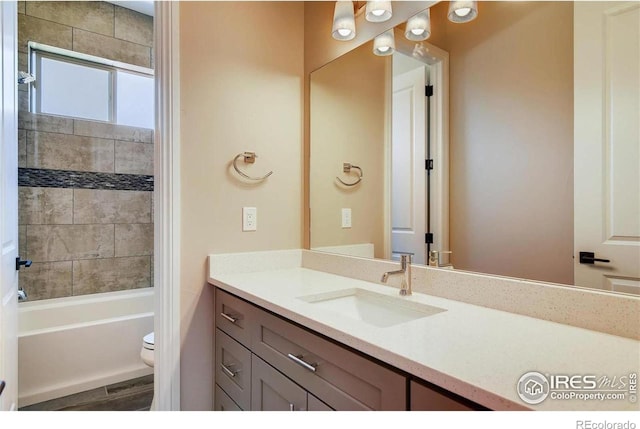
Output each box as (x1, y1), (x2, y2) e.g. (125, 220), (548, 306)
(243, 207), (257, 231)
(341, 208), (352, 228)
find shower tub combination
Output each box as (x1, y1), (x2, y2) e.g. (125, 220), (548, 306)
(17, 288), (154, 407)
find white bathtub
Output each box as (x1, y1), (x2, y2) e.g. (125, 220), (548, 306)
(17, 289), (154, 407)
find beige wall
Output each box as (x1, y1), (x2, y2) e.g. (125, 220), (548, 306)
(179, 1), (304, 410)
(309, 41), (387, 257)
(430, 1), (574, 284)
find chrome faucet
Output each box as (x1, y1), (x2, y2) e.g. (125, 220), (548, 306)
(381, 254), (412, 296)
(429, 250), (453, 268)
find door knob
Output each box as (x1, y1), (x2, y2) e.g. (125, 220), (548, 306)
(15, 257), (32, 271)
(579, 252), (610, 265)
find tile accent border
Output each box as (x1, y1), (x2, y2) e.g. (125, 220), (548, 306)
(18, 168), (153, 191)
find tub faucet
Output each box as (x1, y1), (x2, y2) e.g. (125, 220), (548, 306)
(381, 254), (412, 296)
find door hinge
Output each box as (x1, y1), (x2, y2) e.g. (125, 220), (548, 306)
(425, 85), (433, 97)
(425, 159), (434, 170)
(425, 233), (434, 244)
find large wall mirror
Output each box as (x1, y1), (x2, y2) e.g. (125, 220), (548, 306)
(309, 1), (640, 296)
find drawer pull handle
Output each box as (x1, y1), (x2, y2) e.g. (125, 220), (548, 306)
(287, 353), (317, 373)
(220, 312), (237, 323)
(220, 363), (238, 378)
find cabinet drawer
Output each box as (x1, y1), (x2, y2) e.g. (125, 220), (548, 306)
(214, 384), (242, 411)
(251, 354), (307, 411)
(215, 289), (254, 347)
(410, 380), (482, 411)
(215, 328), (252, 410)
(251, 307), (406, 411)
(308, 394), (334, 411)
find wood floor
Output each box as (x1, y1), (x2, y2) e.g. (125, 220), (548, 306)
(19, 375), (154, 411)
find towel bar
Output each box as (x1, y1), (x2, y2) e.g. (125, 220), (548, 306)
(232, 152), (273, 182)
(337, 162), (363, 186)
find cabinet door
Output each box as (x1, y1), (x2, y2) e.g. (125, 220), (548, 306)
(216, 328), (252, 410)
(410, 380), (479, 411)
(251, 354), (307, 411)
(214, 384), (242, 411)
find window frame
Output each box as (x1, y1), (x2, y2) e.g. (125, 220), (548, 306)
(28, 41), (154, 126)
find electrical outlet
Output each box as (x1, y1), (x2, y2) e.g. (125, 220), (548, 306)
(243, 207), (257, 231)
(341, 208), (352, 228)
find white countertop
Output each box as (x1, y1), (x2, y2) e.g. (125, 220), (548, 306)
(208, 266), (640, 411)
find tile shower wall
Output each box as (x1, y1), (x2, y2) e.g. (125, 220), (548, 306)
(17, 2), (154, 300)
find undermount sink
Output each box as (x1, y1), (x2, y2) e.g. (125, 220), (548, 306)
(297, 288), (446, 328)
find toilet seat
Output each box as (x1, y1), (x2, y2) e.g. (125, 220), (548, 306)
(143, 332), (154, 351)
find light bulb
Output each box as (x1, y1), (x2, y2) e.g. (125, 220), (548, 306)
(455, 7), (471, 17)
(373, 29), (395, 56)
(447, 1), (478, 23)
(365, 1), (392, 23)
(332, 1), (356, 41)
(404, 9), (431, 41)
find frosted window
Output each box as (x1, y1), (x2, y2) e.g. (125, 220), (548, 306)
(116, 71), (154, 129)
(39, 57), (111, 121)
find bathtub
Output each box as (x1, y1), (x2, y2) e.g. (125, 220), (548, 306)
(17, 288), (154, 407)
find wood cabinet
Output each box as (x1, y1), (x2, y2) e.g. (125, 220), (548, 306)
(214, 384), (242, 411)
(410, 380), (485, 411)
(215, 329), (251, 410)
(250, 298), (405, 410)
(214, 287), (487, 411)
(251, 354), (308, 411)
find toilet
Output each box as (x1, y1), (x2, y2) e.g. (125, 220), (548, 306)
(140, 332), (155, 410)
(141, 332), (155, 367)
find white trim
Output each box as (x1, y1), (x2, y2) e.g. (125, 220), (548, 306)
(391, 38), (450, 262)
(28, 42), (154, 76)
(428, 48), (450, 260)
(154, 1), (181, 411)
(383, 58), (392, 260)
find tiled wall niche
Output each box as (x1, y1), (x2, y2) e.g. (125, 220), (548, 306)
(17, 2), (154, 300)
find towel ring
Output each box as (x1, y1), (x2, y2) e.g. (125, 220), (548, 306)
(232, 152), (273, 181)
(336, 162), (363, 187)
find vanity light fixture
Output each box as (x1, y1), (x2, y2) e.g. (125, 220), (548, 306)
(373, 29), (395, 56)
(404, 9), (431, 41)
(332, 0), (357, 41)
(365, 1), (392, 23)
(448, 0), (478, 23)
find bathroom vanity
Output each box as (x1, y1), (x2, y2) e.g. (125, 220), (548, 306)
(213, 287), (481, 411)
(208, 250), (640, 412)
